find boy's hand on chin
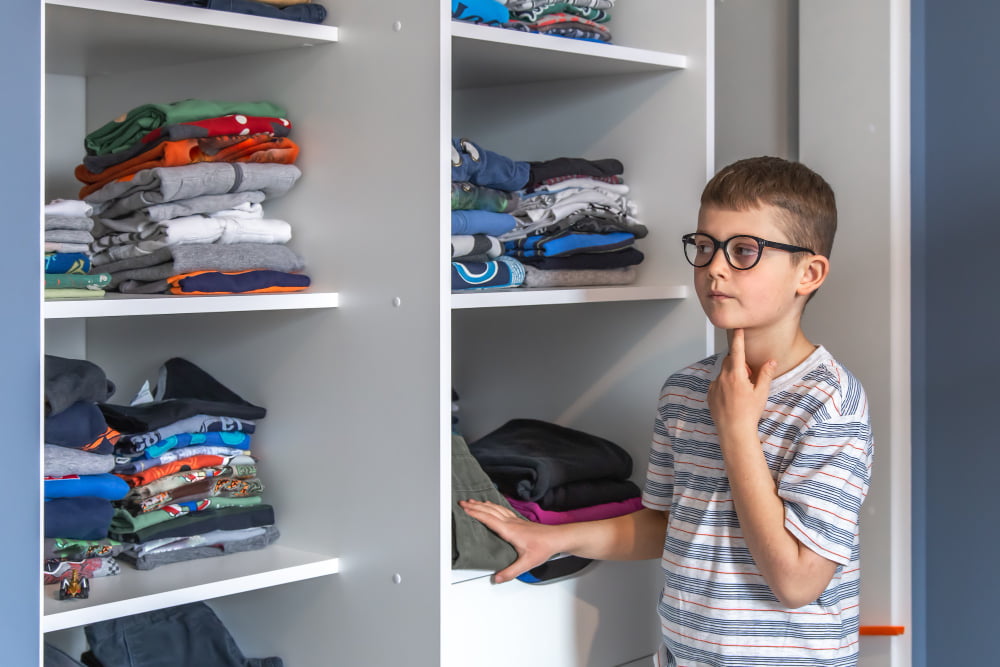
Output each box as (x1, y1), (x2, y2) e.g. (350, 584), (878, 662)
(708, 328), (777, 442)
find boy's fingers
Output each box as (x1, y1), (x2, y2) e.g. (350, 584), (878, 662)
(728, 328), (745, 366)
(494, 554), (545, 584)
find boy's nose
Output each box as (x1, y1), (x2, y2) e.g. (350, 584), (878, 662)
(704, 247), (731, 276)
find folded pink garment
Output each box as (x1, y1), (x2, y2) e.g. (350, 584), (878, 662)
(505, 495), (643, 525)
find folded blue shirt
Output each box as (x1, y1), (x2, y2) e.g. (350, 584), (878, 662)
(504, 231), (635, 258)
(451, 210), (518, 236)
(44, 472), (130, 501)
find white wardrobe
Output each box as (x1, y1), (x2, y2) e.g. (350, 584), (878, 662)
(40, 1), (713, 665)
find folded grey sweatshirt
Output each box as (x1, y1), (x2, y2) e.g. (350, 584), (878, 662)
(85, 163), (302, 218)
(94, 243), (306, 289)
(97, 191), (268, 230)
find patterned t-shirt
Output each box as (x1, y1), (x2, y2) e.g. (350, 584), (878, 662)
(643, 345), (873, 667)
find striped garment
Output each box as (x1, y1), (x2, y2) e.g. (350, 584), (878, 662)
(642, 345), (873, 667)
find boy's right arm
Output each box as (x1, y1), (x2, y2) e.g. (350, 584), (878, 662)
(460, 499), (669, 583)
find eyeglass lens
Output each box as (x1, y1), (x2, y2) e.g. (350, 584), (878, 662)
(684, 234), (761, 269)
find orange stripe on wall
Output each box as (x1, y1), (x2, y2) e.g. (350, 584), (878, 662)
(859, 626), (905, 636)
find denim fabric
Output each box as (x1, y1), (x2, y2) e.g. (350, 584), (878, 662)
(84, 601), (283, 666)
(451, 138), (530, 191)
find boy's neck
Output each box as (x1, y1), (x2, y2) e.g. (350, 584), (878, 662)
(728, 325), (817, 378)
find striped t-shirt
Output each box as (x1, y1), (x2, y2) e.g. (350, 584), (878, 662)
(642, 345), (873, 667)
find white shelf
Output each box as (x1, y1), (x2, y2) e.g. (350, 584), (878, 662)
(451, 21), (686, 88)
(44, 291), (339, 318)
(45, 0), (339, 76)
(43, 545), (339, 632)
(451, 284), (688, 309)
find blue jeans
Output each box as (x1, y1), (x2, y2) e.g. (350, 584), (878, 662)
(84, 602), (283, 667)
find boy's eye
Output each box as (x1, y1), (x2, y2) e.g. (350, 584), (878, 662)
(730, 242), (759, 258)
(694, 241), (714, 254)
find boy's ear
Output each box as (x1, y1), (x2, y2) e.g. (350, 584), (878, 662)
(796, 254), (830, 297)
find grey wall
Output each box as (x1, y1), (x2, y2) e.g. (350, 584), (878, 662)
(715, 0), (798, 167)
(911, 1), (1000, 665)
(0, 2), (41, 664)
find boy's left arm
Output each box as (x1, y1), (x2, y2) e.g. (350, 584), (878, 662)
(709, 330), (838, 609)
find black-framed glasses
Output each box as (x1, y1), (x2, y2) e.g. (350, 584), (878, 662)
(681, 232), (816, 270)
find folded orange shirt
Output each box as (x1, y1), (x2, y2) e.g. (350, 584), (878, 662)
(116, 454), (232, 488)
(76, 134), (300, 198)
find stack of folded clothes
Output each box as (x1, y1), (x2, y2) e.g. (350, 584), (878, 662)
(453, 0), (616, 44)
(100, 358), (278, 570)
(466, 418), (643, 582)
(148, 0), (328, 24)
(451, 137), (528, 290)
(468, 418), (643, 524)
(43, 200), (110, 299)
(451, 137), (647, 290)
(43, 355), (125, 586)
(77, 99), (311, 295)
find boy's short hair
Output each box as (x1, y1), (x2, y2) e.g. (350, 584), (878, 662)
(701, 156), (837, 259)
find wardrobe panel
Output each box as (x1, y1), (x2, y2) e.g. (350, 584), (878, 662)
(799, 4), (911, 666)
(45, 74), (86, 201)
(41, 2), (447, 664)
(446, 560), (663, 667)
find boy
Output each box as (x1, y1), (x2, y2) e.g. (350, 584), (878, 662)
(460, 156), (873, 666)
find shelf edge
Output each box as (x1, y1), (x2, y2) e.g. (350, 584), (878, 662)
(451, 20), (687, 69)
(44, 292), (340, 319)
(46, 0), (340, 43)
(451, 285), (688, 309)
(42, 555), (340, 633)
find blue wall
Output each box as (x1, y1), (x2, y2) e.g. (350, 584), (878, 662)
(913, 1), (1000, 665)
(0, 2), (41, 664)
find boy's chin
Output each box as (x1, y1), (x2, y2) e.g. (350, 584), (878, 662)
(707, 314), (745, 330)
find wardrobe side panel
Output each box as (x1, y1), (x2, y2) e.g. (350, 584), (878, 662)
(77, 5), (446, 664)
(3, 2), (41, 664)
(799, 3), (911, 666)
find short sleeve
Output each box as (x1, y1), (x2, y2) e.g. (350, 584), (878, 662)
(778, 417), (873, 565)
(642, 396), (675, 512)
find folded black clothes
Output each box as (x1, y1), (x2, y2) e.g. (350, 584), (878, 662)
(83, 601), (284, 667)
(100, 358), (266, 433)
(519, 247), (645, 271)
(527, 157), (624, 187)
(536, 478), (642, 512)
(45, 355), (116, 418)
(111, 504), (275, 544)
(452, 433), (523, 570)
(468, 419), (633, 502)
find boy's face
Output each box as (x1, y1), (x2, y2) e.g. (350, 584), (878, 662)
(693, 204), (820, 333)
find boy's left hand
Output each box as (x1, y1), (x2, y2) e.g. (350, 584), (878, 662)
(708, 328), (777, 441)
